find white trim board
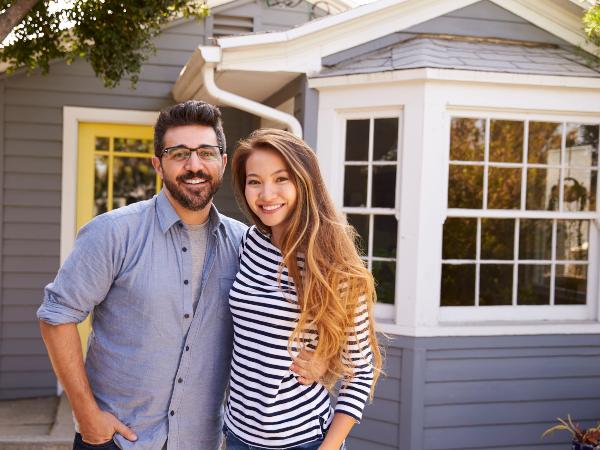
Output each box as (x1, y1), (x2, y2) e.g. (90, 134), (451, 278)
(61, 107), (159, 266)
(213, 0), (594, 71)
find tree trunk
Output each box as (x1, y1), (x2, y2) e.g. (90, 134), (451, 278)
(0, 0), (40, 44)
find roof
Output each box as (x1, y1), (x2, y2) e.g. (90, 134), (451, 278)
(316, 34), (600, 78)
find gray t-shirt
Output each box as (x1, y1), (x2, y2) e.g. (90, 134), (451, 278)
(187, 221), (208, 313)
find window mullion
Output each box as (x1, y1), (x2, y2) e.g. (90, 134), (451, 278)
(551, 219), (557, 305)
(513, 218), (519, 306)
(521, 121), (529, 211)
(107, 137), (114, 212)
(559, 122), (566, 212)
(475, 218), (481, 307)
(483, 118), (490, 210)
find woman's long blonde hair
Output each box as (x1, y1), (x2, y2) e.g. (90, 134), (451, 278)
(232, 128), (382, 394)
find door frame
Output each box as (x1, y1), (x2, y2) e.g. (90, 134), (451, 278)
(61, 107), (159, 265)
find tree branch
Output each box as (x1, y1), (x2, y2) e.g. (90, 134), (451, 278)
(0, 0), (40, 44)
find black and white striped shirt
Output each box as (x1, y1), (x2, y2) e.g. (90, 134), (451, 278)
(224, 226), (374, 449)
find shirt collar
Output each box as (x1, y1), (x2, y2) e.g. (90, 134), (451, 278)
(156, 189), (224, 235)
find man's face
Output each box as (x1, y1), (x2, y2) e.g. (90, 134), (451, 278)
(152, 125), (227, 211)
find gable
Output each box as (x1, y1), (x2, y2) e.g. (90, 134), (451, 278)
(405, 0), (569, 45)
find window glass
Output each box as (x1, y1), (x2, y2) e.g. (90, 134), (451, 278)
(343, 116), (400, 306)
(443, 117), (597, 309)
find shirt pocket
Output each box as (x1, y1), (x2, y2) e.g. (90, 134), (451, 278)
(218, 277), (235, 320)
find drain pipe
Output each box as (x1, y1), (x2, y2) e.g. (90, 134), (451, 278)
(200, 61), (303, 138)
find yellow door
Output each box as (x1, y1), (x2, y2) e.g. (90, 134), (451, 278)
(77, 123), (161, 353)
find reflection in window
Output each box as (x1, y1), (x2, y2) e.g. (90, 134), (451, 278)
(113, 157), (156, 209)
(479, 264), (513, 305)
(94, 156), (108, 216)
(441, 264), (475, 306)
(448, 165), (483, 209)
(489, 120), (523, 163)
(526, 168), (560, 210)
(517, 264), (551, 305)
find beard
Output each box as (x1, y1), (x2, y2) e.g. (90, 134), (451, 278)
(162, 169), (223, 211)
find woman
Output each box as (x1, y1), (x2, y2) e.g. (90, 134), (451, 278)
(225, 129), (382, 450)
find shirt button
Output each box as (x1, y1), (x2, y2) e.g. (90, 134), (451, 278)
(178, 378), (183, 383)
(184, 313), (190, 319)
(184, 280), (189, 285)
(185, 346), (190, 351)
(182, 247), (187, 252)
(170, 410), (175, 416)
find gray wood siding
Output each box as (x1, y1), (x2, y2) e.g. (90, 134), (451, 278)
(346, 335), (600, 450)
(0, 0), (318, 400)
(421, 335), (600, 450)
(406, 0), (567, 45)
(347, 344), (402, 449)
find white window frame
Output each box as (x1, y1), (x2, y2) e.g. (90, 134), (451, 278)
(441, 109), (600, 323)
(326, 108), (403, 322)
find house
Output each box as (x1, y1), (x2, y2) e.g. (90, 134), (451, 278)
(1, 0), (600, 449)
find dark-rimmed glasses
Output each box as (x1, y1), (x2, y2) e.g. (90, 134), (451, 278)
(161, 144), (224, 162)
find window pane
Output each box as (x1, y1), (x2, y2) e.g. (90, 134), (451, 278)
(94, 155), (108, 216)
(373, 118), (398, 161)
(528, 122), (561, 165)
(372, 166), (396, 208)
(372, 261), (395, 304)
(450, 118), (484, 161)
(555, 264), (587, 305)
(345, 119), (369, 161)
(343, 166), (368, 207)
(565, 124), (598, 168)
(526, 168), (560, 210)
(448, 165), (483, 209)
(441, 264), (475, 306)
(114, 138), (153, 153)
(490, 120), (524, 163)
(113, 157), (156, 209)
(95, 137), (109, 151)
(519, 219), (552, 260)
(347, 214), (369, 256)
(562, 169), (596, 211)
(488, 167), (521, 209)
(373, 215), (397, 257)
(557, 220), (589, 261)
(442, 218), (477, 260)
(517, 264), (551, 305)
(481, 219), (514, 260)
(479, 264), (513, 305)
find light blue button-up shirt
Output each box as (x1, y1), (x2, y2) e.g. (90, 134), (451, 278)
(37, 191), (247, 450)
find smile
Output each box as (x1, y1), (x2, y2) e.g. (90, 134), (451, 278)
(183, 178), (208, 185)
(260, 204), (284, 213)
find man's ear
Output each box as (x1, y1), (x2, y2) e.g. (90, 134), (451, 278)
(152, 156), (163, 179)
(221, 153), (228, 174)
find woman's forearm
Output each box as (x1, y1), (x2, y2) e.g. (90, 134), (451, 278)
(318, 412), (356, 450)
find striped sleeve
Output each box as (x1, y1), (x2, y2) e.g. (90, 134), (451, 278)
(334, 297), (375, 422)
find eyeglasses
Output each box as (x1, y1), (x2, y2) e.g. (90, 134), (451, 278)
(161, 144), (224, 162)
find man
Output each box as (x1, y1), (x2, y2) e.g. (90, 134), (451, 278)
(37, 101), (317, 450)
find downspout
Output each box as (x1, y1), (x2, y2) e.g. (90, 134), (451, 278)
(201, 62), (303, 138)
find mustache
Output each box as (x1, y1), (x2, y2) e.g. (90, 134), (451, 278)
(177, 171), (212, 183)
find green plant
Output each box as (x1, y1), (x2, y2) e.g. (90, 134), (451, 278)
(542, 415), (600, 446)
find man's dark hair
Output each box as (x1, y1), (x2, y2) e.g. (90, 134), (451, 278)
(154, 100), (226, 157)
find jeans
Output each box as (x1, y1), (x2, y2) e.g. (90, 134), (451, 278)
(224, 427), (346, 450)
(73, 433), (120, 450)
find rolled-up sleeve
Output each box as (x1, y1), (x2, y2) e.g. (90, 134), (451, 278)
(334, 298), (375, 423)
(37, 214), (123, 325)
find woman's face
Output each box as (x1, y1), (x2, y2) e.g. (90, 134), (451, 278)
(244, 148), (298, 240)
